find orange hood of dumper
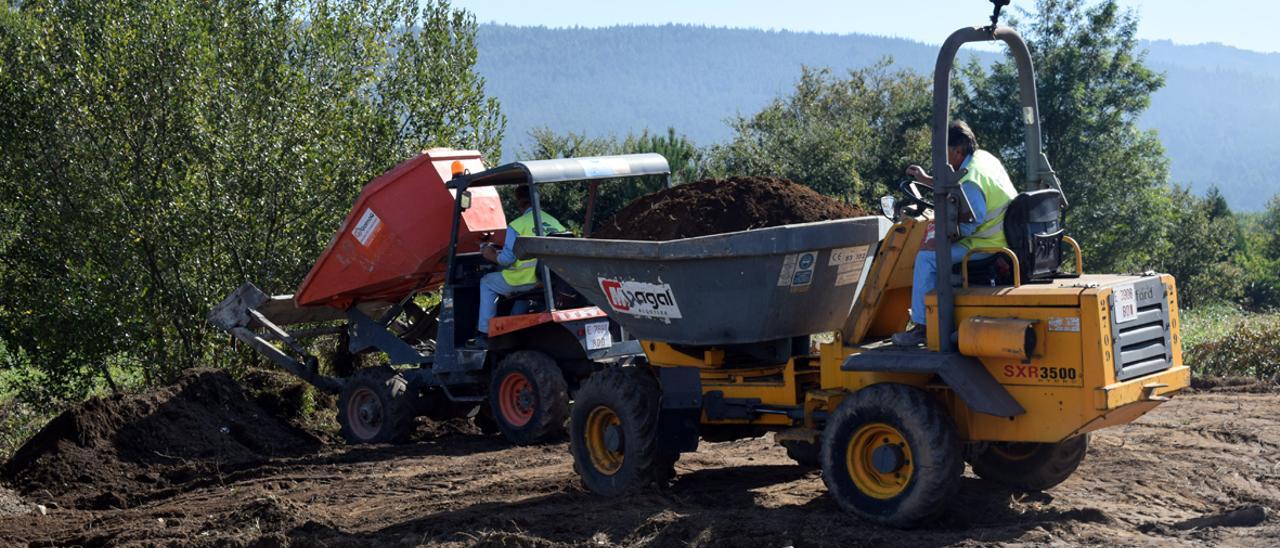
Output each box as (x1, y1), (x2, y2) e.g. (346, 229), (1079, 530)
(295, 148), (507, 309)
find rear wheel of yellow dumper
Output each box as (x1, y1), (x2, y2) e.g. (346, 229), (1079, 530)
(570, 366), (665, 496)
(967, 434), (1089, 491)
(820, 383), (962, 528)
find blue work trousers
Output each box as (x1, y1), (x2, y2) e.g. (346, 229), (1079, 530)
(911, 243), (983, 325)
(477, 271), (536, 334)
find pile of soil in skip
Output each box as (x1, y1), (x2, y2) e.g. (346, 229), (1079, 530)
(1, 368), (320, 510)
(591, 176), (867, 241)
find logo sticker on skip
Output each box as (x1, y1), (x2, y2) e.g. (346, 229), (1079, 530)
(598, 278), (683, 320)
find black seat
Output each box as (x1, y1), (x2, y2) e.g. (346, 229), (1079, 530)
(1003, 189), (1067, 281)
(954, 188), (1068, 286)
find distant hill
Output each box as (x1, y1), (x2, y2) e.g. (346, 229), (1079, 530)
(474, 24), (1280, 210)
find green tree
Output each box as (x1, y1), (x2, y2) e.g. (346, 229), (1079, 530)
(1238, 196), (1280, 309)
(953, 0), (1168, 273)
(1263, 196), (1280, 261)
(706, 62), (931, 209)
(0, 0), (503, 397)
(1157, 187), (1244, 307)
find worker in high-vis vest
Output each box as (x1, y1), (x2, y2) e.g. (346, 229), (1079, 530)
(474, 184), (566, 348)
(892, 120), (1018, 347)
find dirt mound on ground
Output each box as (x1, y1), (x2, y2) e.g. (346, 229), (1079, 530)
(591, 176), (867, 241)
(2, 368), (319, 509)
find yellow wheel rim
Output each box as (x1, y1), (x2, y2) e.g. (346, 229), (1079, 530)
(585, 405), (624, 475)
(846, 423), (913, 500)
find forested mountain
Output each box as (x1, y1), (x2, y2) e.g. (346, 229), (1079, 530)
(474, 24), (1280, 210)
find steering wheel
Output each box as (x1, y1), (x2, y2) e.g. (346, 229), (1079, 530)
(897, 179), (935, 210)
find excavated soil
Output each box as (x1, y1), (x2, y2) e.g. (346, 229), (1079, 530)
(0, 386), (1276, 547)
(1, 369), (320, 511)
(591, 177), (867, 241)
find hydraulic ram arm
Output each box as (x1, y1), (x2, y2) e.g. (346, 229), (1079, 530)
(208, 283), (343, 394)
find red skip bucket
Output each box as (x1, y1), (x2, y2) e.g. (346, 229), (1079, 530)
(295, 148), (507, 308)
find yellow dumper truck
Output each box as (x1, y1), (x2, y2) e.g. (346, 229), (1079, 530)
(513, 9), (1190, 528)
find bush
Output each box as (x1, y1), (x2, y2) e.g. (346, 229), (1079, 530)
(1185, 323), (1280, 381)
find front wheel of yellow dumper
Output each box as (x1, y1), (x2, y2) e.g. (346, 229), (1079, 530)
(570, 366), (668, 496)
(821, 383), (963, 528)
(967, 434), (1089, 491)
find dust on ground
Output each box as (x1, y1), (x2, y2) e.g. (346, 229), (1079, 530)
(0, 381), (1275, 547)
(591, 177), (867, 241)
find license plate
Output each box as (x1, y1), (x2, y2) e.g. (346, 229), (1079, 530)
(1114, 284), (1138, 324)
(584, 322), (612, 350)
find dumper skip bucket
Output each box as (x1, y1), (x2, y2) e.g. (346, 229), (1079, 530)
(515, 217), (889, 345)
(295, 149), (507, 309)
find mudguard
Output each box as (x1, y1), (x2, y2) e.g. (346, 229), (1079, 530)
(842, 350), (1026, 417)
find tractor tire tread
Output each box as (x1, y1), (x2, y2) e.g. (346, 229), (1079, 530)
(969, 434), (1089, 491)
(337, 366), (416, 445)
(489, 351), (570, 445)
(821, 383), (963, 528)
(570, 366), (664, 496)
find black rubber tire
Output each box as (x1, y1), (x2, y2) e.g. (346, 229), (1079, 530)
(968, 434), (1089, 491)
(488, 351), (569, 445)
(337, 367), (416, 444)
(782, 439), (821, 468)
(821, 383), (963, 528)
(570, 366), (664, 497)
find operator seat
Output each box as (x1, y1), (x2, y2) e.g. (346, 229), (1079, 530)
(955, 188), (1068, 286)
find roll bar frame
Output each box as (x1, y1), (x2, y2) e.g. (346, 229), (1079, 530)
(930, 24), (1066, 352)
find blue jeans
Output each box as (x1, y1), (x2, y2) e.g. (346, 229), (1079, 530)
(911, 244), (985, 325)
(477, 271), (536, 334)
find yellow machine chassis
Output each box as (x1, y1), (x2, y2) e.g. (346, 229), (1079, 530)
(640, 216), (1190, 445)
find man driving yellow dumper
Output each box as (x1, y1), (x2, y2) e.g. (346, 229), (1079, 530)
(892, 121), (1018, 346)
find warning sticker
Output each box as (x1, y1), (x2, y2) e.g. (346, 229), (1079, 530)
(777, 254), (799, 286)
(579, 158), (633, 178)
(1048, 317), (1081, 332)
(835, 265), (861, 287)
(831, 246), (870, 287)
(352, 208), (382, 247)
(599, 278), (683, 320)
(778, 251), (817, 289)
(829, 246), (868, 266)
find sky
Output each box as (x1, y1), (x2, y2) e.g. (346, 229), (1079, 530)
(451, 0), (1280, 54)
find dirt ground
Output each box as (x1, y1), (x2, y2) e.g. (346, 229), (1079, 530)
(591, 177), (866, 241)
(0, 386), (1275, 547)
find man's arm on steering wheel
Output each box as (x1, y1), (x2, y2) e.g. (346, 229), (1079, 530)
(905, 165), (934, 187)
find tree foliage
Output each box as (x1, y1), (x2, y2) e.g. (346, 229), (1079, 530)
(954, 0), (1168, 272)
(706, 63), (931, 209)
(0, 0), (503, 395)
(1157, 186), (1244, 307)
(1239, 196), (1280, 310)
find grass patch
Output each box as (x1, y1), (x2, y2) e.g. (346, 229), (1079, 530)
(1180, 302), (1280, 348)
(1181, 303), (1280, 381)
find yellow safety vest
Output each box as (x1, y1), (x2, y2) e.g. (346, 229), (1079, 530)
(502, 210), (566, 286)
(957, 150), (1019, 250)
